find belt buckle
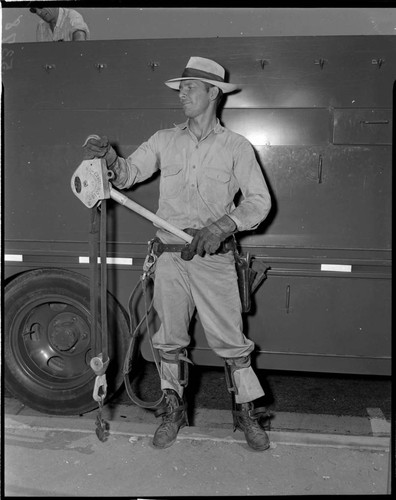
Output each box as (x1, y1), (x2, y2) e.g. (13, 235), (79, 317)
(149, 237), (164, 256)
(219, 235), (235, 254)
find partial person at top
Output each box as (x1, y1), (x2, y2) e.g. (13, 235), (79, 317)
(29, 4), (90, 42)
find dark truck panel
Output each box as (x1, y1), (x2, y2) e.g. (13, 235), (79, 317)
(3, 37), (392, 384)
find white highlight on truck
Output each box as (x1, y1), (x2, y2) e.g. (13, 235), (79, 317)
(321, 264), (352, 272)
(4, 254), (23, 262)
(79, 256), (133, 265)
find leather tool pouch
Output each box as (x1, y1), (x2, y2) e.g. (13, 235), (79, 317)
(234, 250), (269, 313)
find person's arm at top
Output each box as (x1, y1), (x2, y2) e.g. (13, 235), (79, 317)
(72, 30), (87, 41)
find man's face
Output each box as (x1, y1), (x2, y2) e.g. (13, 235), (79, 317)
(34, 8), (58, 24)
(179, 80), (213, 118)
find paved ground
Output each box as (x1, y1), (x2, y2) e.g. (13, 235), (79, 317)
(3, 397), (392, 496)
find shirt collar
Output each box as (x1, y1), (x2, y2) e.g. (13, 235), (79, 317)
(175, 119), (224, 134)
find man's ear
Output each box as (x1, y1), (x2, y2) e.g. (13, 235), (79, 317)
(209, 86), (220, 101)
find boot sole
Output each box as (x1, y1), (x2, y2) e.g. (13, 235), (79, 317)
(152, 421), (187, 449)
(152, 436), (178, 449)
(234, 423), (271, 451)
(247, 441), (271, 451)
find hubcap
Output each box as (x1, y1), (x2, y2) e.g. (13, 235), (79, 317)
(18, 302), (93, 381)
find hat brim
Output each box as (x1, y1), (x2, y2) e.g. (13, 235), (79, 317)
(165, 77), (238, 94)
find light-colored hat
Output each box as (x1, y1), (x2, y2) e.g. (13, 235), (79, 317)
(165, 56), (238, 93)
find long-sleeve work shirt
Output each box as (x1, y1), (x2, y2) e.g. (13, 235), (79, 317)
(112, 119), (271, 243)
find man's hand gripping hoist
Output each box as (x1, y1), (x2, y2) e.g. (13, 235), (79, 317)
(71, 158), (193, 441)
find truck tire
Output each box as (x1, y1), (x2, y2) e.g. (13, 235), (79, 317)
(4, 268), (130, 415)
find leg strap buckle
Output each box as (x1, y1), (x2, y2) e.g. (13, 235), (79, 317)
(159, 348), (193, 387)
(224, 356), (251, 395)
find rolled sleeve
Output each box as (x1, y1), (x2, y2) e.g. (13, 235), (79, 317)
(111, 133), (160, 190)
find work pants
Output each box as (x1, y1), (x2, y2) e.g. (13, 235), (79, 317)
(152, 251), (264, 404)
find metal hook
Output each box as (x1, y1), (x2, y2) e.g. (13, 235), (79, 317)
(318, 155), (323, 184)
(148, 61), (160, 71)
(257, 59), (269, 70)
(43, 64), (55, 72)
(95, 63), (107, 72)
(372, 58), (384, 69)
(93, 374), (108, 402)
(314, 58), (326, 70)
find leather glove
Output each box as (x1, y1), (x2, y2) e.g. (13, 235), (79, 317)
(189, 215), (237, 257)
(181, 228), (200, 261)
(82, 134), (117, 167)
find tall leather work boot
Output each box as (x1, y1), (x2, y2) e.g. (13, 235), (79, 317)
(233, 400), (270, 451)
(152, 389), (188, 449)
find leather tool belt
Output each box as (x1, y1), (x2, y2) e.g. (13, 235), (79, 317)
(149, 235), (236, 258)
(148, 236), (268, 313)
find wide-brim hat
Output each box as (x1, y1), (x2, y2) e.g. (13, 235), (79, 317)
(165, 56), (238, 94)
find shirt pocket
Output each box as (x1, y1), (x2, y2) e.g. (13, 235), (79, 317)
(201, 167), (232, 205)
(160, 164), (184, 199)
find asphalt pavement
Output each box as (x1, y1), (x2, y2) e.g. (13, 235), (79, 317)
(3, 395), (392, 496)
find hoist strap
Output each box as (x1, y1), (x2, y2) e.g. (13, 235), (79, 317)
(89, 208), (100, 355)
(100, 200), (109, 362)
(89, 202), (109, 366)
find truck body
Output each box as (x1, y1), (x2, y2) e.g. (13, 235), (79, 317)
(3, 36), (392, 414)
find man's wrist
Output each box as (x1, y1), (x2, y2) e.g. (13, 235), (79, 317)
(213, 214), (237, 236)
(105, 146), (117, 168)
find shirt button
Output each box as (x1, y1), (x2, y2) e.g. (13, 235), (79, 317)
(192, 165), (196, 169)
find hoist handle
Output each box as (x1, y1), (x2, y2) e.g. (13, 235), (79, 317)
(109, 187), (193, 244)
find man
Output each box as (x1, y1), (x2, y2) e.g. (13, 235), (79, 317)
(30, 5), (89, 42)
(83, 56), (272, 451)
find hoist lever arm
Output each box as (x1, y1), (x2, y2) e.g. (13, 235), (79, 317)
(109, 187), (192, 243)
(71, 159), (193, 244)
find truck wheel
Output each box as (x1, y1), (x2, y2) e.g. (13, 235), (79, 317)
(4, 268), (130, 415)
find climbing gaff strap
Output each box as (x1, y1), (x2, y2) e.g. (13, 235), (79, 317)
(89, 202), (110, 441)
(224, 355), (252, 395)
(224, 356), (273, 431)
(159, 349), (193, 388)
